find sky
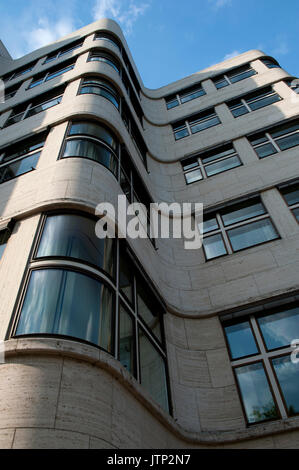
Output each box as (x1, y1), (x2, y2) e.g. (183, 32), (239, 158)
(0, 0), (298, 89)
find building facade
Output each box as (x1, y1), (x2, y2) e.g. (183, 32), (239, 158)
(0, 18), (298, 449)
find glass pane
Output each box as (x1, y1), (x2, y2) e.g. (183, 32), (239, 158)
(119, 305), (135, 375)
(281, 187), (299, 206)
(185, 168), (203, 184)
(235, 363), (279, 423)
(0, 244), (6, 260)
(182, 159), (198, 171)
(166, 99), (179, 109)
(201, 146), (235, 164)
(203, 233), (227, 260)
(224, 321), (259, 359)
(174, 128), (189, 140)
(258, 306), (299, 350)
(205, 155), (241, 176)
(29, 79), (44, 88)
(231, 106), (249, 117)
(80, 85), (119, 108)
(276, 133), (299, 151)
(255, 143), (277, 159)
(229, 69), (256, 83)
(271, 122), (299, 139)
(0, 230), (9, 260)
(248, 94), (280, 111)
(292, 207), (299, 222)
(16, 269), (113, 352)
(46, 65), (74, 81)
(202, 216), (219, 234)
(180, 89), (205, 103)
(27, 96), (62, 117)
(139, 329), (169, 412)
(63, 139), (118, 176)
(228, 218), (278, 252)
(191, 116), (220, 134)
(222, 201), (265, 226)
(272, 356), (299, 416)
(37, 214), (115, 276)
(69, 121), (118, 150)
(89, 55), (120, 73)
(119, 250), (134, 303)
(0, 152), (40, 183)
(215, 78), (229, 89)
(137, 279), (162, 342)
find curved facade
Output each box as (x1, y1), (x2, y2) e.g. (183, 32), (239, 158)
(0, 19), (299, 448)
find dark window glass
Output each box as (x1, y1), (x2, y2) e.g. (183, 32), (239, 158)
(166, 99), (179, 109)
(281, 186), (299, 206)
(262, 58), (280, 69)
(139, 328), (169, 412)
(224, 321), (259, 359)
(235, 363), (279, 424)
(185, 168), (203, 184)
(190, 115), (220, 134)
(0, 152), (40, 183)
(227, 218), (278, 251)
(94, 32), (121, 51)
(88, 52), (120, 73)
(272, 356), (299, 416)
(276, 133), (299, 151)
(62, 139), (118, 176)
(293, 207), (299, 222)
(37, 214), (115, 276)
(16, 269), (113, 352)
(0, 230), (10, 260)
(205, 155), (241, 176)
(248, 93), (280, 111)
(222, 201), (265, 226)
(80, 77), (119, 109)
(119, 250), (134, 303)
(214, 77), (229, 89)
(27, 96), (62, 117)
(229, 68), (256, 83)
(255, 143), (277, 159)
(202, 216), (219, 234)
(257, 306), (299, 350)
(119, 305), (135, 375)
(69, 121), (118, 150)
(136, 278), (162, 342)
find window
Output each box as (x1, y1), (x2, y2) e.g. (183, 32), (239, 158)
(172, 108), (220, 140)
(121, 100), (147, 165)
(0, 133), (46, 183)
(4, 84), (19, 101)
(201, 197), (279, 260)
(61, 121), (119, 177)
(0, 229), (10, 260)
(79, 76), (120, 109)
(4, 87), (65, 128)
(44, 40), (83, 64)
(261, 58), (280, 69)
(248, 119), (299, 159)
(222, 302), (299, 424)
(213, 64), (257, 89)
(227, 86), (281, 118)
(280, 182), (299, 223)
(10, 213), (170, 413)
(2, 62), (36, 82)
(29, 59), (76, 88)
(94, 32), (121, 52)
(88, 50), (120, 74)
(182, 143), (242, 184)
(165, 84), (206, 109)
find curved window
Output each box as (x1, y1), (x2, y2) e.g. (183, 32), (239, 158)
(79, 76), (120, 109)
(88, 50), (120, 74)
(36, 213), (115, 277)
(62, 121), (119, 177)
(15, 268), (113, 352)
(94, 32), (121, 52)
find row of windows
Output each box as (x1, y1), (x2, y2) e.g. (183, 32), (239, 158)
(222, 302), (299, 424)
(181, 118), (299, 183)
(173, 83), (297, 141)
(8, 212), (170, 413)
(165, 59), (281, 110)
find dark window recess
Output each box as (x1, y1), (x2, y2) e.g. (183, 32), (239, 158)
(172, 108), (220, 140)
(261, 58), (281, 69)
(227, 86), (281, 117)
(44, 39), (84, 64)
(280, 181), (299, 223)
(2, 61), (37, 82)
(88, 49), (121, 74)
(213, 64), (257, 89)
(4, 84), (19, 101)
(121, 100), (147, 166)
(248, 119), (299, 158)
(3, 86), (65, 128)
(79, 76), (120, 109)
(165, 83), (206, 109)
(29, 58), (76, 88)
(0, 132), (47, 183)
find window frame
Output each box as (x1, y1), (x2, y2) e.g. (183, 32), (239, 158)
(213, 64), (257, 89)
(172, 108), (221, 141)
(227, 87), (281, 118)
(165, 84), (206, 110)
(249, 119), (299, 159)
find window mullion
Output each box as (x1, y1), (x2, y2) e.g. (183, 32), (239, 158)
(185, 120), (191, 136)
(266, 132), (281, 152)
(216, 213), (232, 254)
(242, 98), (251, 113)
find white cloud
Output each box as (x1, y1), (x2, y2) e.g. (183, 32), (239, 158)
(25, 17), (76, 51)
(93, 0), (150, 34)
(209, 0), (232, 10)
(223, 50), (241, 61)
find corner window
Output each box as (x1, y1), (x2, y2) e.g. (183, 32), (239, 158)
(182, 143), (242, 184)
(172, 108), (220, 140)
(249, 119), (299, 158)
(202, 197), (279, 260)
(94, 32), (121, 52)
(222, 303), (299, 424)
(79, 76), (120, 109)
(213, 64), (257, 89)
(227, 86), (281, 118)
(0, 133), (46, 183)
(88, 50), (120, 74)
(261, 58), (281, 69)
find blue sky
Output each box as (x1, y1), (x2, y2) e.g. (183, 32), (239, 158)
(0, 0), (298, 89)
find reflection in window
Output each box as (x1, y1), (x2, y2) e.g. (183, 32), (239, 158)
(272, 356), (299, 416)
(119, 305), (135, 375)
(79, 76), (120, 109)
(258, 307), (299, 351)
(249, 119), (299, 159)
(16, 269), (113, 352)
(224, 321), (258, 359)
(88, 51), (120, 74)
(235, 363), (279, 424)
(37, 214), (115, 276)
(137, 278), (162, 342)
(139, 329), (169, 412)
